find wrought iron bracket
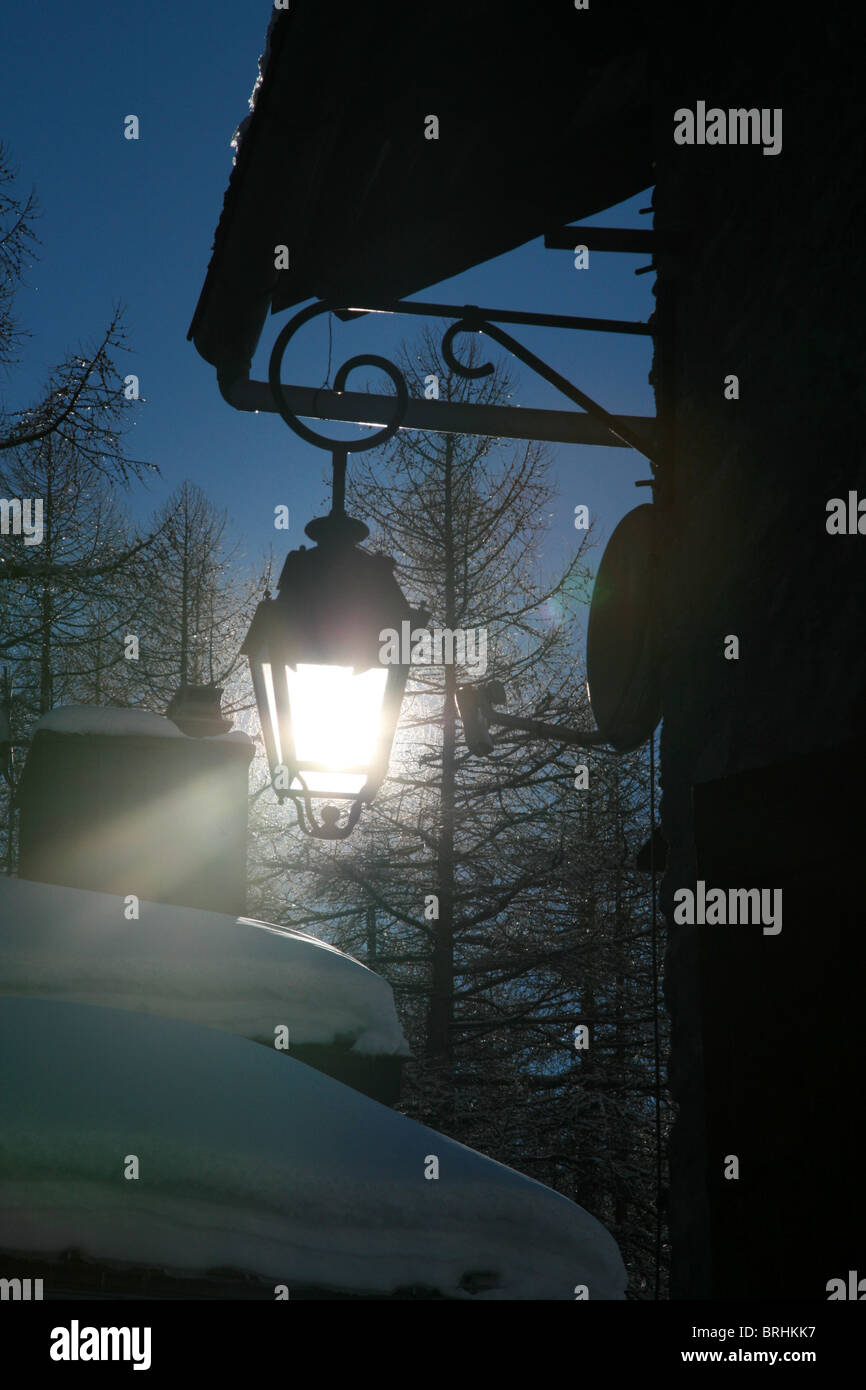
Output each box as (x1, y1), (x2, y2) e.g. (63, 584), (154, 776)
(258, 297), (659, 469)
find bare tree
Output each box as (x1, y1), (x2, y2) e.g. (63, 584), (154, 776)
(129, 480), (265, 716)
(0, 145), (155, 490)
(0, 433), (145, 714)
(0, 143), (39, 371)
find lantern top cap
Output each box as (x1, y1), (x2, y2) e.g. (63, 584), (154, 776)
(304, 510), (369, 548)
(243, 518), (425, 675)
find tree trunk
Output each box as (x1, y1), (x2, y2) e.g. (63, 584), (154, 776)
(427, 434), (457, 1124)
(366, 903), (377, 963)
(179, 508), (190, 688)
(38, 451), (53, 715)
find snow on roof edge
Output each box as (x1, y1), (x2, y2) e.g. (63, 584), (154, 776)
(230, 6), (284, 160)
(34, 705), (252, 744)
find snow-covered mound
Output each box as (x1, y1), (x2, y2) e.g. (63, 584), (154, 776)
(0, 998), (627, 1299)
(0, 876), (407, 1057)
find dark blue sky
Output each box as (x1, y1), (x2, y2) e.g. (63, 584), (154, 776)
(1, 1), (655, 586)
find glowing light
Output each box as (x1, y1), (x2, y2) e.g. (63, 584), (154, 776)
(286, 663), (388, 795)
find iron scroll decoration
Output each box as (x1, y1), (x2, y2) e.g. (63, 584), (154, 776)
(440, 315), (495, 381)
(268, 300), (409, 453)
(439, 311), (657, 463)
(289, 775), (363, 842)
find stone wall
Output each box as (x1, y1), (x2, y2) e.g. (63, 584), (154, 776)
(651, 18), (866, 1296)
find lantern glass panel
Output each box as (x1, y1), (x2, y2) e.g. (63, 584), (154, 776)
(286, 662), (388, 796)
(260, 661), (284, 765)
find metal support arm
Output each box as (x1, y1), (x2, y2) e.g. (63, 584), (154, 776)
(456, 681), (606, 756)
(483, 709), (606, 748)
(228, 375), (654, 450)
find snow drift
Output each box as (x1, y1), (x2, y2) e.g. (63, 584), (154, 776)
(0, 997), (628, 1300)
(0, 876), (408, 1057)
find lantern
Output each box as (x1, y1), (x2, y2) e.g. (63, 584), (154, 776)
(242, 500), (426, 838)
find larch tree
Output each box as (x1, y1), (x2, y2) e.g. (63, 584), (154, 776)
(0, 145), (154, 494)
(0, 432), (142, 716)
(0, 428), (149, 870)
(127, 480), (265, 721)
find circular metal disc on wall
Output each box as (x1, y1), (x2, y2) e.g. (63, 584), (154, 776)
(586, 503), (661, 752)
